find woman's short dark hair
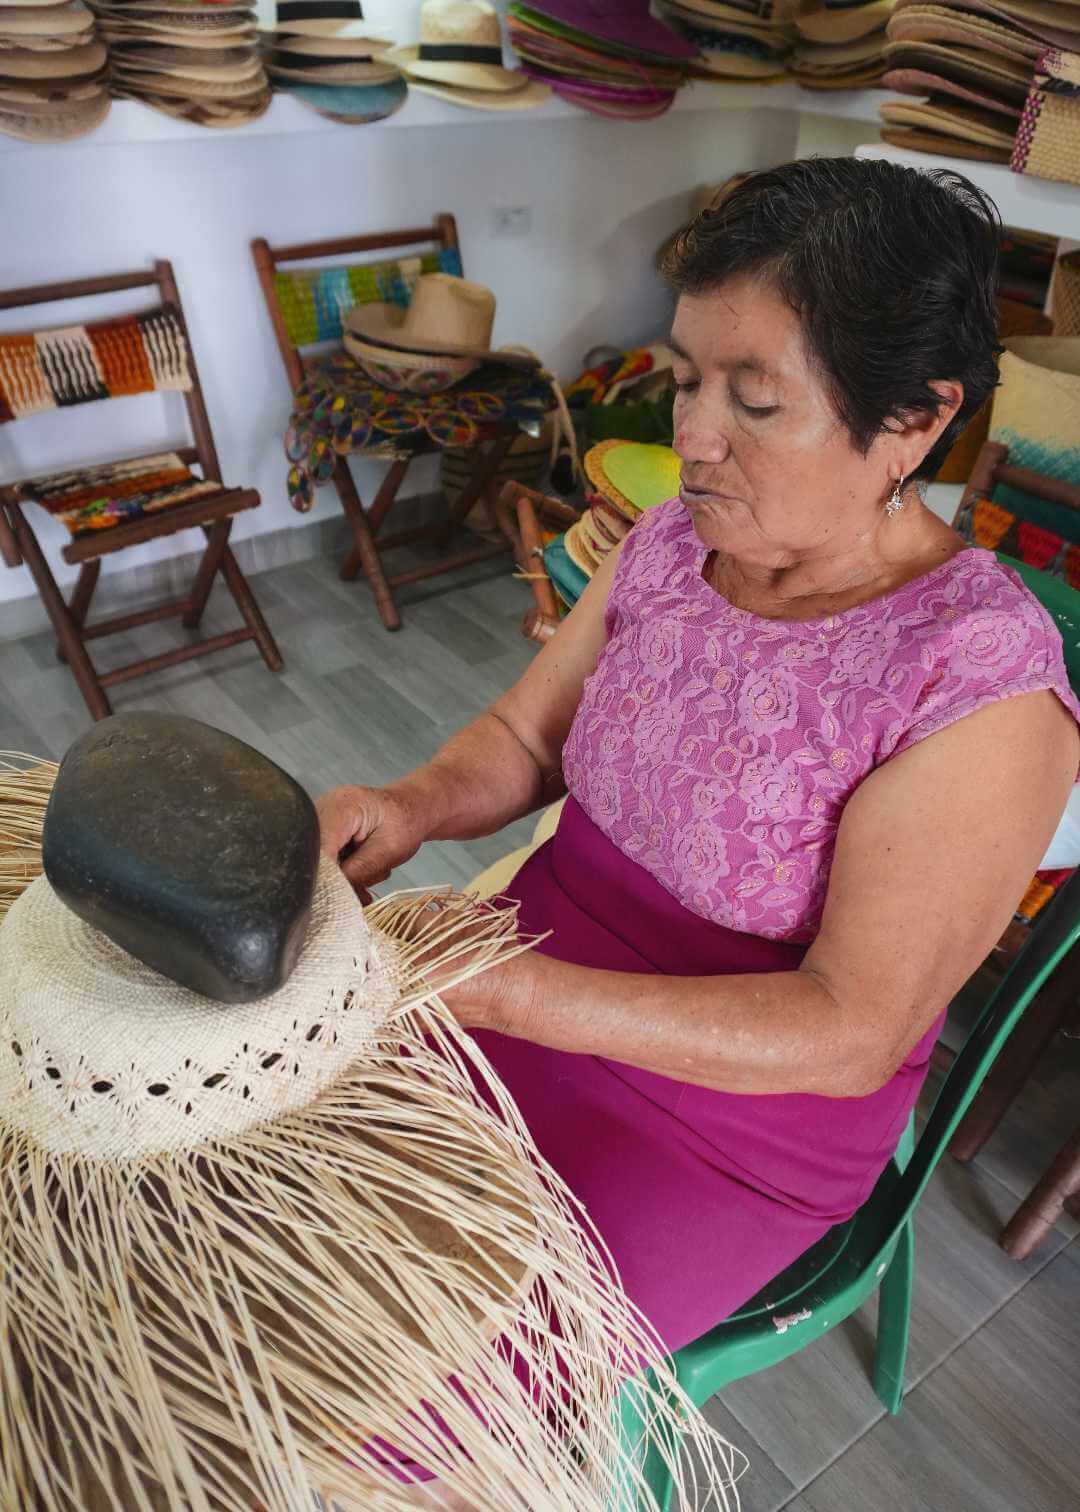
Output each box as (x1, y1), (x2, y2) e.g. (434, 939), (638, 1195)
(661, 157), (1002, 483)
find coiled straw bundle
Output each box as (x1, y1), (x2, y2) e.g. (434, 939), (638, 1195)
(0, 756), (745, 1511)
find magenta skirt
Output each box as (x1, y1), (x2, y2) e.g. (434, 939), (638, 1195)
(473, 797), (943, 1354)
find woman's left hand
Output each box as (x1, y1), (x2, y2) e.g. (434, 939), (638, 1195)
(406, 909), (543, 1036)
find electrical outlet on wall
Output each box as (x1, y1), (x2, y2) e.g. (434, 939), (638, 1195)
(491, 205), (533, 237)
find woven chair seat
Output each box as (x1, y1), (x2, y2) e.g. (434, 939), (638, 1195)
(17, 452), (228, 539)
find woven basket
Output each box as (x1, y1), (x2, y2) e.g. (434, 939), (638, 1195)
(441, 426), (549, 512)
(1011, 48), (1080, 188)
(990, 336), (1080, 525)
(1052, 249), (1080, 338)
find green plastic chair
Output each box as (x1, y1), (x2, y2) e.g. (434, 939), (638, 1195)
(613, 556), (1080, 1511)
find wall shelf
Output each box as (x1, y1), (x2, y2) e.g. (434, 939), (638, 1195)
(0, 79), (897, 155)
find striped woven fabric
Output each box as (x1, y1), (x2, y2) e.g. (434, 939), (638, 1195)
(17, 452), (221, 538)
(274, 246), (463, 349)
(0, 310), (192, 423)
(957, 494), (1080, 588)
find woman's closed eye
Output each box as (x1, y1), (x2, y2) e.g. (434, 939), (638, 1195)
(732, 390), (779, 418)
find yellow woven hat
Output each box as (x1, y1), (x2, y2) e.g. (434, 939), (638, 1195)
(585, 439), (682, 514)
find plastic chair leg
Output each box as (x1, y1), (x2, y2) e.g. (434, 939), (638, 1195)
(872, 1217), (914, 1414)
(611, 1373), (678, 1512)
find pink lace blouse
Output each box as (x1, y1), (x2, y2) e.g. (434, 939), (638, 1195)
(562, 498), (1080, 944)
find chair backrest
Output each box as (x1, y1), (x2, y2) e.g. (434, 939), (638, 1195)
(859, 864), (1080, 1264)
(251, 215), (463, 391)
(955, 436), (1080, 563)
(0, 261), (222, 485)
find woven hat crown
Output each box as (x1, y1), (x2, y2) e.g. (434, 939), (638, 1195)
(419, 0), (502, 48)
(0, 860), (399, 1160)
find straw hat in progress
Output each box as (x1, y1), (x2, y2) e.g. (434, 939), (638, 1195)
(0, 723), (743, 1511)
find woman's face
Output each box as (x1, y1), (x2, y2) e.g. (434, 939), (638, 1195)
(671, 276), (907, 568)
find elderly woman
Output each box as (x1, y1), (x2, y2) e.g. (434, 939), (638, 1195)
(319, 158), (1079, 1364)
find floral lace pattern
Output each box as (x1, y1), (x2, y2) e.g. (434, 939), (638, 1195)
(562, 500), (1080, 944)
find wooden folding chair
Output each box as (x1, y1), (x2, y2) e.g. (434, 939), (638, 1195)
(252, 217), (524, 632)
(0, 261), (282, 723)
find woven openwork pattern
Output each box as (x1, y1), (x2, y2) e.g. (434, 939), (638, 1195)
(0, 859), (399, 1158)
(15, 450), (222, 537)
(274, 246), (464, 348)
(0, 308), (192, 422)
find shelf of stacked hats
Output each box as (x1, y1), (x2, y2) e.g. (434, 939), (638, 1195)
(859, 0), (1080, 210)
(1, 0), (909, 149)
(0, 1), (109, 142)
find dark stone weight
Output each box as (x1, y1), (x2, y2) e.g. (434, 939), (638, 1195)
(41, 712), (320, 1004)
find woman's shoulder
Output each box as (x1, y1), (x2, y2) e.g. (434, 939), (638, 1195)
(896, 547), (1064, 661)
(613, 497), (696, 583)
(882, 547), (1080, 758)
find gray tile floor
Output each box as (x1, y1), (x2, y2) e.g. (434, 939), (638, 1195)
(2, 533), (1078, 1512)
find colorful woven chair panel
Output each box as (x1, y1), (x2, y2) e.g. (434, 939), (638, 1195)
(957, 494), (1080, 587)
(273, 247), (464, 349)
(283, 353), (553, 512)
(0, 310), (192, 422)
(17, 452), (222, 538)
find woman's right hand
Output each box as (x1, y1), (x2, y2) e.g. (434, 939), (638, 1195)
(315, 785), (426, 901)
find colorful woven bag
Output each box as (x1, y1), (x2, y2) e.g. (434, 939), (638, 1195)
(1011, 48), (1080, 187)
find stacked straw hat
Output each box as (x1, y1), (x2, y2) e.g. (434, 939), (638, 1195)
(262, 0), (407, 123)
(506, 0), (699, 118)
(392, 0), (550, 110)
(659, 0), (794, 83)
(0, 0), (110, 141)
(90, 0), (270, 125)
(790, 0), (893, 86)
(0, 725), (743, 1511)
(878, 0), (1080, 161)
(344, 270), (541, 393)
(562, 439), (682, 578)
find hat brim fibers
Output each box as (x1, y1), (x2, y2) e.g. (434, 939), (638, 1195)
(0, 752), (745, 1512)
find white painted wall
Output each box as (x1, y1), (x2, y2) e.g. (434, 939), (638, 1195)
(0, 99), (803, 607)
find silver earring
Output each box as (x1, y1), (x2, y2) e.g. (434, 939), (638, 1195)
(885, 477), (905, 518)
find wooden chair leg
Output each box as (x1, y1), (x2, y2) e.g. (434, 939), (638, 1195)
(366, 457), (410, 538)
(333, 460), (402, 631)
(436, 431), (516, 549)
(57, 560), (101, 663)
(949, 948), (1080, 1162)
(1000, 1123), (1080, 1259)
(8, 503), (112, 721)
(219, 546), (283, 672)
(182, 519), (232, 630)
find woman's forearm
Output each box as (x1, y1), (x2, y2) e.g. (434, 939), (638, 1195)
(389, 711), (564, 844)
(486, 953), (898, 1099)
